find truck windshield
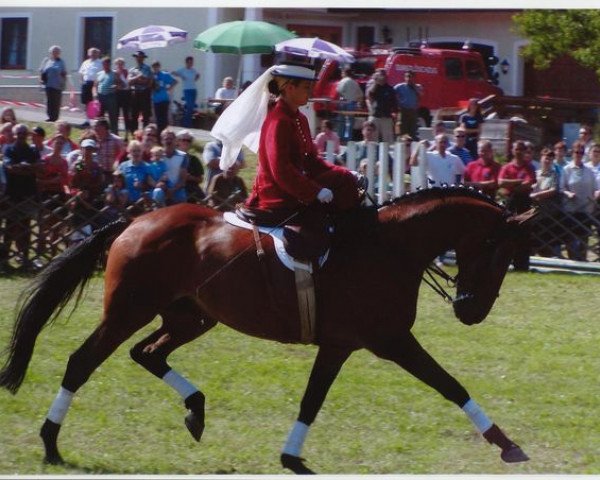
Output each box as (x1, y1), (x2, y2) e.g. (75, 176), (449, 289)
(466, 60), (485, 80)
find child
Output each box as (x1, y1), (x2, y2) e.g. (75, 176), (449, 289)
(148, 145), (171, 207)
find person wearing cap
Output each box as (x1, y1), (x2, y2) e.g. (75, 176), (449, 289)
(212, 63), (359, 223)
(31, 126), (52, 157)
(128, 50), (153, 132)
(78, 47), (103, 127)
(176, 130), (205, 202)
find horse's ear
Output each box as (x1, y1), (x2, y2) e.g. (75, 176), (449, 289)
(505, 207), (539, 226)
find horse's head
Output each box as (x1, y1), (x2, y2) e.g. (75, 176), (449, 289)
(452, 208), (536, 325)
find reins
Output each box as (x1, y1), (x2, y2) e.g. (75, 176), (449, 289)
(423, 262), (457, 303)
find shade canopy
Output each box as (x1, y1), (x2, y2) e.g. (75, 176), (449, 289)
(117, 25), (188, 50)
(275, 37), (355, 63)
(193, 20), (296, 54)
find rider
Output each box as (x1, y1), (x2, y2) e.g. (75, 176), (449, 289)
(211, 62), (361, 226)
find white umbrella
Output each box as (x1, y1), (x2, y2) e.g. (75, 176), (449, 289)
(274, 37), (355, 63)
(117, 25), (188, 50)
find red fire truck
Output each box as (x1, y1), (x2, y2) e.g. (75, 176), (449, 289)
(312, 45), (502, 126)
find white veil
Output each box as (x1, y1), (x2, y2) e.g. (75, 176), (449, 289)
(210, 65), (278, 171)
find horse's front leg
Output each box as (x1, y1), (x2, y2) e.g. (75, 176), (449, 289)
(281, 344), (353, 474)
(367, 331), (529, 464)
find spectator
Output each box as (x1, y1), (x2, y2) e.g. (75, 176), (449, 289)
(336, 66), (364, 142)
(66, 130), (98, 170)
(207, 162), (248, 211)
(393, 70), (422, 140)
(202, 139), (244, 191)
(460, 98), (484, 159)
(176, 130), (205, 202)
(577, 124), (594, 160)
(498, 140), (537, 271)
(427, 121), (447, 151)
(314, 119), (341, 159)
(68, 138), (105, 240)
(31, 126), (52, 158)
(46, 121), (78, 159)
(157, 129), (188, 204)
(410, 134), (465, 187)
(463, 139), (501, 197)
(213, 76), (236, 114)
(0, 107), (17, 125)
(151, 61), (178, 136)
(562, 140), (599, 261)
(524, 141), (540, 171)
(172, 56), (200, 128)
(78, 47), (102, 127)
(146, 145), (170, 207)
(530, 147), (564, 258)
(93, 56), (119, 135)
(584, 141), (600, 183)
(104, 171), (129, 220)
(448, 126), (473, 165)
(553, 141), (569, 176)
(39, 45), (67, 122)
(0, 122), (15, 151)
(1, 124), (40, 271)
(37, 134), (69, 258)
(336, 120), (394, 169)
(116, 140), (153, 204)
(93, 117), (124, 180)
(114, 57), (133, 138)
(128, 50), (153, 131)
(366, 68), (397, 143)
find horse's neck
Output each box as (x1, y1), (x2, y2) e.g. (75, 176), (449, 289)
(378, 197), (500, 264)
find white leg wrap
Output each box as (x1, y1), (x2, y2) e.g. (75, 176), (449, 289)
(462, 399), (493, 433)
(162, 369), (198, 399)
(46, 387), (74, 425)
(282, 421), (309, 457)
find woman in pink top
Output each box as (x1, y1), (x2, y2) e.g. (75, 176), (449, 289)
(313, 119), (340, 159)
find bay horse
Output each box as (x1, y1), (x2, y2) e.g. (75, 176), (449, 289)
(0, 186), (532, 473)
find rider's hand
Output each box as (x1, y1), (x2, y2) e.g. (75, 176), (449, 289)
(317, 188), (334, 204)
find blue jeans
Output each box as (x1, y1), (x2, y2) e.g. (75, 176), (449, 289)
(337, 101), (359, 142)
(182, 89), (197, 127)
(152, 187), (187, 206)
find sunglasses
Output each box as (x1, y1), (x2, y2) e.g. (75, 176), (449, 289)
(574, 149), (586, 154)
(179, 138), (192, 142)
(455, 135), (465, 138)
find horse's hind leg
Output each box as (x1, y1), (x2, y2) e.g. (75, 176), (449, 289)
(367, 331), (529, 464)
(41, 310), (155, 465)
(281, 344), (353, 474)
(129, 296), (217, 442)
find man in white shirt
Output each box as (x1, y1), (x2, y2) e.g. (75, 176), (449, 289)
(336, 66), (364, 142)
(410, 133), (465, 187)
(78, 47), (102, 127)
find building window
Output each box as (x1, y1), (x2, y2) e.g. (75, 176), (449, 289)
(1, 18), (28, 69)
(83, 17), (113, 60)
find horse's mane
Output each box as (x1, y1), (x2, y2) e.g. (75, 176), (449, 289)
(378, 185), (505, 222)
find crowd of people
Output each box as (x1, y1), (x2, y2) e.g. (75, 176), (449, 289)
(0, 107), (249, 273)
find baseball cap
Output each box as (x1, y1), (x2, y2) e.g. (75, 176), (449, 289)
(132, 50), (147, 58)
(81, 139), (97, 149)
(32, 126), (46, 136)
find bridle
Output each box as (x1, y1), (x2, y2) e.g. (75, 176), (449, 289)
(423, 262), (457, 303)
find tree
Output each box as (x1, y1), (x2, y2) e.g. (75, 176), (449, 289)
(513, 10), (600, 76)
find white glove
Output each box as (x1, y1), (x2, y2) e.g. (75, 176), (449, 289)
(317, 188), (334, 204)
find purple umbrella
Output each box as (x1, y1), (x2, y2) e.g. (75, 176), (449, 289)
(275, 37), (355, 63)
(117, 25), (188, 50)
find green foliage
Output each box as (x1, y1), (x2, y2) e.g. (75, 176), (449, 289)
(0, 271), (598, 474)
(514, 10), (600, 77)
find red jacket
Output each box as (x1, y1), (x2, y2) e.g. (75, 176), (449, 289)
(247, 100), (350, 210)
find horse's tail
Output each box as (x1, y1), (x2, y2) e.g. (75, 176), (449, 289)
(0, 218), (130, 394)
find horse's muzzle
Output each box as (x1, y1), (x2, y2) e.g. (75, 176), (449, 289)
(453, 292), (484, 325)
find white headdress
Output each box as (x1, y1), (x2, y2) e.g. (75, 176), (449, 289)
(210, 64), (316, 171)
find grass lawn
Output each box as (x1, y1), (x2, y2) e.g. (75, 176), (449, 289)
(0, 269), (598, 475)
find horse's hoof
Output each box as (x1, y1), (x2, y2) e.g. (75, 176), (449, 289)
(501, 445), (530, 463)
(43, 452), (65, 465)
(280, 453), (316, 474)
(184, 411), (204, 442)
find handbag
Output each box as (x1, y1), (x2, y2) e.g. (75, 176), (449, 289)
(86, 99), (101, 120)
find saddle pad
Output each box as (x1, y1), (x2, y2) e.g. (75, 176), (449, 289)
(223, 212), (329, 273)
